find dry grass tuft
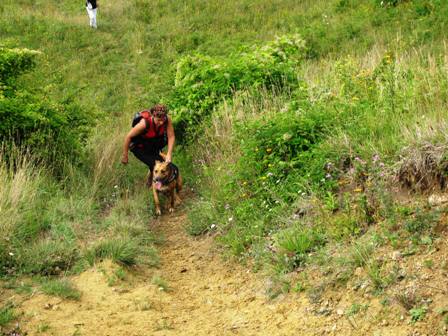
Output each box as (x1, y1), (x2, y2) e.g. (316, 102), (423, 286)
(396, 133), (448, 193)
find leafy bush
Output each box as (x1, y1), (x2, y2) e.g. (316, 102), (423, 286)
(0, 47), (38, 92)
(170, 34), (306, 139)
(236, 106), (331, 189)
(0, 47), (92, 171)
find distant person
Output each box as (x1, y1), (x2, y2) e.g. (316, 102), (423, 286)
(86, 0), (98, 29)
(121, 104), (176, 185)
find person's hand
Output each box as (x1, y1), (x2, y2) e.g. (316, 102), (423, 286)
(121, 155), (128, 164)
(165, 154), (172, 163)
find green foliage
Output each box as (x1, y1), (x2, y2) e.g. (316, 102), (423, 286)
(346, 302), (369, 316)
(18, 240), (79, 275)
(40, 278), (81, 300)
(405, 208), (440, 234)
(170, 34), (306, 139)
(0, 302), (15, 327)
(275, 226), (325, 266)
(151, 275), (170, 292)
(84, 237), (141, 267)
(348, 242), (373, 267)
(235, 105), (333, 195)
(409, 306), (427, 323)
(0, 47), (38, 92)
(186, 200), (216, 236)
(0, 47), (93, 172)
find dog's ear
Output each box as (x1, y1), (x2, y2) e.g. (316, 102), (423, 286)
(155, 160), (162, 165)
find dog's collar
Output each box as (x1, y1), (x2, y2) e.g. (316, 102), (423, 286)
(154, 163), (178, 186)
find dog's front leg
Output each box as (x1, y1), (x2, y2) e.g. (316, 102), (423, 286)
(169, 189), (175, 213)
(146, 170), (153, 188)
(152, 186), (161, 216)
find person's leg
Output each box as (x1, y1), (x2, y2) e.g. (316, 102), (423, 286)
(130, 147), (161, 187)
(91, 8), (97, 28)
(86, 7), (97, 28)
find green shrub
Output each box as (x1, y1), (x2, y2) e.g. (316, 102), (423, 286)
(235, 106), (332, 192)
(0, 47), (93, 172)
(170, 34), (306, 139)
(0, 47), (38, 91)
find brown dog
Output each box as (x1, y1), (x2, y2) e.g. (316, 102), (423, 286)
(152, 160), (182, 215)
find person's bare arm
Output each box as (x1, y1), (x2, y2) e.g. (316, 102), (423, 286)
(165, 117), (175, 163)
(121, 119), (146, 164)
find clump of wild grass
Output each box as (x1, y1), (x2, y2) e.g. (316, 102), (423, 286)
(396, 132), (448, 192)
(40, 278), (81, 300)
(151, 275), (170, 292)
(84, 237), (140, 266)
(20, 239), (79, 275)
(394, 287), (417, 310)
(0, 302), (16, 327)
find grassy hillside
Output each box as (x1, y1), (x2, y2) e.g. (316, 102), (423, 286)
(1, 0), (448, 332)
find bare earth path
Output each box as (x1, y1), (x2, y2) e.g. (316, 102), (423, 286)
(16, 209), (409, 336)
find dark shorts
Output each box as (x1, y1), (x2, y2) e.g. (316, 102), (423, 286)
(130, 137), (166, 171)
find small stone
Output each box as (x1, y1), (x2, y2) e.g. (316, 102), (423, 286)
(336, 309), (344, 316)
(392, 251), (402, 261)
(428, 194), (448, 206)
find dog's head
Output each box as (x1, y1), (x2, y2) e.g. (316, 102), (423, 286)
(153, 161), (171, 189)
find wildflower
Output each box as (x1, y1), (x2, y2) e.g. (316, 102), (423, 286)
(210, 224), (216, 230)
(8, 252), (14, 256)
(267, 172), (274, 177)
(266, 148), (272, 153)
(354, 188), (362, 192)
(228, 217), (234, 222)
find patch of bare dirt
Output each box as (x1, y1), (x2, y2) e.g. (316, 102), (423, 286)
(7, 207), (448, 336)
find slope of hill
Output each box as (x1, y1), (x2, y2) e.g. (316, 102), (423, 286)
(1, 0), (448, 334)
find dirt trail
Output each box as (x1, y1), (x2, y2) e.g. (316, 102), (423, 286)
(16, 209), (411, 336)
